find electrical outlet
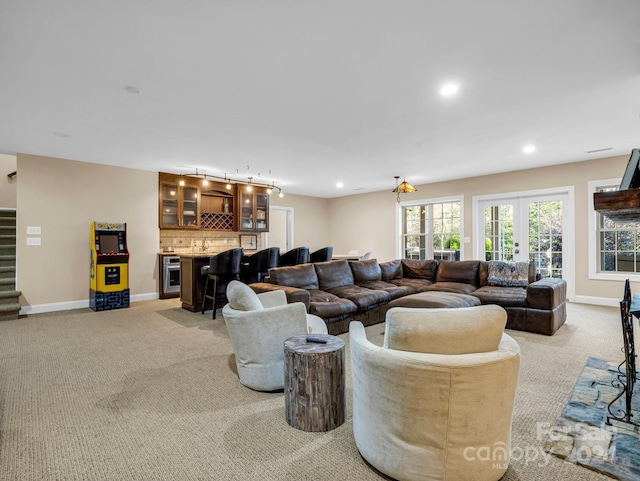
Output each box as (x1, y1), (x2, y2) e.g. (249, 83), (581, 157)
(27, 237), (41, 246)
(26, 226), (41, 235)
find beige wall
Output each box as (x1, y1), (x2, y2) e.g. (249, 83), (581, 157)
(16, 154), (159, 311)
(0, 154), (17, 209)
(13, 151), (631, 311)
(270, 192), (331, 251)
(326, 154), (629, 303)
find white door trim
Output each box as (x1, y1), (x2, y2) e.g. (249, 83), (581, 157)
(267, 206), (294, 251)
(472, 186), (575, 302)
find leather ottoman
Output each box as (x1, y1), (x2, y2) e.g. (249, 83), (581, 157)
(388, 291), (481, 309)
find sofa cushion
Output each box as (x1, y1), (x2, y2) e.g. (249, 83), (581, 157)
(268, 263), (319, 290)
(349, 259), (382, 282)
(436, 260), (480, 286)
(227, 280), (264, 311)
(401, 259), (438, 281)
(308, 290), (357, 319)
(315, 260), (354, 290)
(389, 278), (431, 292)
(380, 259), (402, 281)
(326, 285), (390, 309)
(384, 305), (507, 355)
(357, 280), (415, 300)
(421, 282), (477, 295)
(388, 291), (481, 309)
(487, 260), (530, 287)
(473, 285), (528, 307)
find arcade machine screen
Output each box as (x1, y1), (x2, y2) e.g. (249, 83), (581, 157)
(99, 233), (121, 254)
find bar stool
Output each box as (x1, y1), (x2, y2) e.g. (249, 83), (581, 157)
(278, 246), (310, 267)
(310, 246), (333, 263)
(241, 247), (280, 283)
(200, 248), (243, 319)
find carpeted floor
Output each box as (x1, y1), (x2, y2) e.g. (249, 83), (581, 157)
(0, 300), (630, 480)
(544, 356), (640, 480)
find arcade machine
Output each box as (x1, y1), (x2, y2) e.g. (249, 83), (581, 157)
(90, 222), (130, 311)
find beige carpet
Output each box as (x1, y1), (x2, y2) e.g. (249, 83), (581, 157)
(0, 300), (626, 480)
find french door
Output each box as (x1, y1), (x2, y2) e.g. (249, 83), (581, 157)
(474, 190), (572, 280)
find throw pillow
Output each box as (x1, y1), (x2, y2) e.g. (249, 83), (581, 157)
(487, 260), (530, 287)
(227, 280), (264, 311)
(384, 305), (507, 355)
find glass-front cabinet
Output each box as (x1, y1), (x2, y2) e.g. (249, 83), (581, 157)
(159, 173), (268, 231)
(159, 174), (200, 228)
(239, 188), (269, 231)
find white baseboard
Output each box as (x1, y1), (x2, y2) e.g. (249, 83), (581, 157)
(573, 295), (619, 308)
(19, 292), (159, 315)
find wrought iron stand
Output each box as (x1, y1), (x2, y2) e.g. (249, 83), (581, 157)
(607, 279), (639, 426)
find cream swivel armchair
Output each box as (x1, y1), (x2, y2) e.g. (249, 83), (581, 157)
(222, 280), (328, 391)
(349, 305), (520, 481)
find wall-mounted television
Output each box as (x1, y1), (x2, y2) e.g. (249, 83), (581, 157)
(619, 149), (640, 190)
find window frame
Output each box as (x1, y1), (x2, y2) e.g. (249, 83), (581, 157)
(588, 178), (640, 281)
(396, 195), (464, 260)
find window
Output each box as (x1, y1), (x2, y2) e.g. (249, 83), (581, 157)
(588, 179), (640, 280)
(401, 199), (461, 260)
(597, 186), (640, 273)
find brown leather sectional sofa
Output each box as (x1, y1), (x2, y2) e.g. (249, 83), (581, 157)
(249, 258), (567, 336)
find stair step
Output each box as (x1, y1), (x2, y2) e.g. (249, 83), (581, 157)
(0, 266), (15, 273)
(0, 303), (20, 320)
(0, 290), (21, 299)
(0, 279), (16, 291)
(0, 303), (20, 313)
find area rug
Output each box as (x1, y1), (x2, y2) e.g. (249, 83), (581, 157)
(544, 356), (640, 480)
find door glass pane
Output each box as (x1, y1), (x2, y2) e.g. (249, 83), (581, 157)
(528, 200), (563, 278)
(484, 205), (513, 261)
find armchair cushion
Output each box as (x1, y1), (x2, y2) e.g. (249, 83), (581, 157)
(227, 281), (264, 311)
(383, 305), (507, 355)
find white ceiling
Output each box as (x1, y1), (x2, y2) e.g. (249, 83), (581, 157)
(1, 0), (639, 198)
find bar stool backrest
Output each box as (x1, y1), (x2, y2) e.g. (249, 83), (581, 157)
(279, 246), (310, 267)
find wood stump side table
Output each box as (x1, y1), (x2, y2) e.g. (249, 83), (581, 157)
(284, 334), (346, 432)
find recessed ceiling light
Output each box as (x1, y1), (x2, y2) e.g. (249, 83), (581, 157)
(125, 86), (140, 94)
(439, 83), (460, 96)
(523, 145), (536, 153)
(336, 182), (344, 188)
